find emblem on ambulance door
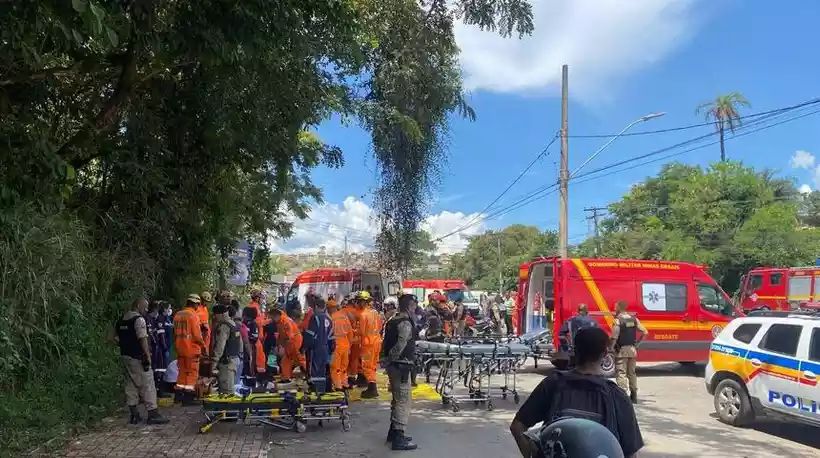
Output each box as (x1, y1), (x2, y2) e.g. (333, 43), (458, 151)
(750, 293), (758, 302)
(711, 325), (723, 338)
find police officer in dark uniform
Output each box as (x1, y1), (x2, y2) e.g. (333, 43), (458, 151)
(114, 298), (169, 425)
(610, 300), (648, 403)
(382, 294), (419, 451)
(211, 304), (241, 395)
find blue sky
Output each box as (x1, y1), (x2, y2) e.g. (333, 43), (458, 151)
(277, 0), (820, 254)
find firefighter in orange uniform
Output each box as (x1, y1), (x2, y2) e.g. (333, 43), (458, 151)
(356, 290), (383, 398)
(328, 296), (352, 391)
(343, 294), (364, 387)
(271, 307), (305, 383)
(247, 290), (267, 374)
(198, 291), (213, 354)
(173, 294), (206, 404)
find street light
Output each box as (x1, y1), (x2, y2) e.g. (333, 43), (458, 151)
(569, 112), (666, 179)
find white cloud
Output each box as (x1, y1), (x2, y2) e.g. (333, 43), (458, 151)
(271, 197), (486, 255)
(799, 184), (812, 194)
(454, 0), (701, 99)
(791, 150), (816, 169)
(422, 210), (486, 254)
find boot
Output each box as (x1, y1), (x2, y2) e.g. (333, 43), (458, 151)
(386, 426), (412, 444)
(146, 409), (170, 425)
(630, 390), (638, 404)
(391, 432), (418, 451)
(361, 382), (379, 399)
(181, 391), (200, 406)
(128, 405), (143, 425)
(347, 376), (356, 388)
(355, 373), (368, 388)
(173, 390), (183, 404)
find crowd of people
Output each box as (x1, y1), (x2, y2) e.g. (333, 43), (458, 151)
(114, 288), (488, 450)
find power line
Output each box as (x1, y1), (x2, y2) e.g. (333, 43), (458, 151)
(568, 97), (820, 138)
(435, 101), (820, 243)
(573, 106), (820, 185)
(441, 133), (559, 236)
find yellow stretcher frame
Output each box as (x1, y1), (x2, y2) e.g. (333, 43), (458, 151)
(200, 390), (350, 434)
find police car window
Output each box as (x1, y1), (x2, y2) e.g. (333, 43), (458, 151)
(749, 274), (763, 289)
(641, 283), (686, 312)
(769, 273), (783, 286)
(810, 328), (820, 363)
(758, 324), (802, 356)
(732, 323), (761, 344)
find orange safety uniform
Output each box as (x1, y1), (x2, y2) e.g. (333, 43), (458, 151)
(344, 304), (362, 379)
(358, 307), (383, 383)
(196, 304), (211, 354)
(277, 314), (306, 379)
(247, 300), (267, 373)
(173, 307), (205, 393)
(329, 308), (353, 390)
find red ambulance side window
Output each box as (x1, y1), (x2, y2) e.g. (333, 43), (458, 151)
(749, 274), (763, 290)
(770, 273), (783, 286)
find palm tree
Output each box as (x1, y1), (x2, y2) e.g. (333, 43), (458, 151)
(697, 92), (751, 161)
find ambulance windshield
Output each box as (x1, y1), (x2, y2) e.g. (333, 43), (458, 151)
(698, 284), (733, 316)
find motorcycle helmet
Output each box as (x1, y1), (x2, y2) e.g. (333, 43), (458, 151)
(524, 418), (624, 458)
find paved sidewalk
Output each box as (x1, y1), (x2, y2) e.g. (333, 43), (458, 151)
(59, 405), (273, 457)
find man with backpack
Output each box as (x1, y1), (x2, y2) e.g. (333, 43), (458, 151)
(509, 327), (643, 458)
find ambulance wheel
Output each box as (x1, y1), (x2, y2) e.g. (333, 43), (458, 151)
(714, 379), (753, 427)
(600, 353), (616, 378)
(294, 421), (307, 433)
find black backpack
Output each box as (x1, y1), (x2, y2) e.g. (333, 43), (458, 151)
(543, 371), (623, 441)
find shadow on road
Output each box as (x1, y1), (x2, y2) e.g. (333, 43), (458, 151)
(637, 401), (816, 457)
(636, 362), (705, 378)
(705, 412), (820, 451)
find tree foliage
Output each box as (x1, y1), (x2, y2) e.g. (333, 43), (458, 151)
(696, 92), (751, 161)
(447, 225), (558, 291)
(577, 162), (820, 292)
(1, 1), (533, 452)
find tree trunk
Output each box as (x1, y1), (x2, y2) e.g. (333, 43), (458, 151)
(719, 125), (726, 161)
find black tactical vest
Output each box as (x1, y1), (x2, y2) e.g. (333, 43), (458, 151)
(616, 314), (638, 347)
(218, 321), (241, 361)
(117, 315), (143, 359)
(382, 316), (416, 363)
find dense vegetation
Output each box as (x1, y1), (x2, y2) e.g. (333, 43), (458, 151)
(0, 1), (532, 453)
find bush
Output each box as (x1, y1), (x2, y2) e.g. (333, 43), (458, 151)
(0, 203), (147, 455)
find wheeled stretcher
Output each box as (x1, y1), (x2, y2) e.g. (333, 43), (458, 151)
(517, 329), (554, 368)
(415, 340), (529, 412)
(200, 390), (350, 433)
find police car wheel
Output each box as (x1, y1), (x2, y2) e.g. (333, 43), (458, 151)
(714, 379), (753, 426)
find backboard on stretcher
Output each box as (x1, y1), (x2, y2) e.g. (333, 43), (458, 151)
(200, 390), (350, 433)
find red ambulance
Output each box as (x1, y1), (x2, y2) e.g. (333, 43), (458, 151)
(737, 266), (820, 312)
(515, 257), (736, 368)
(285, 268), (399, 311)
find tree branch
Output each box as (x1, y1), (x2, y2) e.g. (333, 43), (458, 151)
(56, 41), (140, 168)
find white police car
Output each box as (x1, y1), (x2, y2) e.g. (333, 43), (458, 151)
(704, 311), (819, 427)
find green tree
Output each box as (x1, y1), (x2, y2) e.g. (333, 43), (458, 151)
(581, 162), (820, 292)
(448, 225), (557, 291)
(696, 92), (751, 161)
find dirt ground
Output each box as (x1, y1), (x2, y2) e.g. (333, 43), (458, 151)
(58, 362), (820, 458)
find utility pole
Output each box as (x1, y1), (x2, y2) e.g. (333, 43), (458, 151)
(343, 233), (348, 266)
(497, 235), (503, 294)
(558, 64), (569, 259)
(584, 207), (607, 255)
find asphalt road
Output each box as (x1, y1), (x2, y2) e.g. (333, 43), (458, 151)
(267, 362), (820, 458)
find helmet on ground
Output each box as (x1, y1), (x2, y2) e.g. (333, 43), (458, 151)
(524, 418), (624, 458)
(355, 290), (372, 301)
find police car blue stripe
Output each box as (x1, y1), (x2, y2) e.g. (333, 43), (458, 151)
(711, 343), (807, 372)
(801, 359), (820, 373)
